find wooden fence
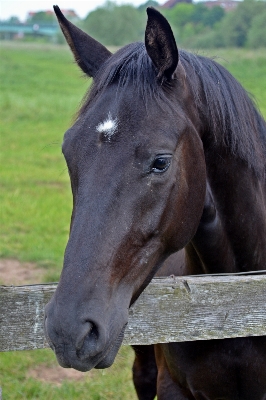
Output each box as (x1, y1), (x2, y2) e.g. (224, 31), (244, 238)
(1, 272), (266, 352)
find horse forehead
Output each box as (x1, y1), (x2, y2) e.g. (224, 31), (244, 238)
(91, 107), (178, 150)
(96, 112), (118, 141)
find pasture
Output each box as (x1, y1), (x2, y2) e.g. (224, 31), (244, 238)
(0, 42), (266, 399)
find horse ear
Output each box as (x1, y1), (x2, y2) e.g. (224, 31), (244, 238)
(53, 5), (111, 77)
(145, 7), (179, 82)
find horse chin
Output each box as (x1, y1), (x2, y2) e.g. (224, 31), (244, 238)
(94, 326), (126, 369)
(54, 349), (115, 372)
(94, 347), (119, 369)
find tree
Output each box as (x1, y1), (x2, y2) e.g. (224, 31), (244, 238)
(163, 3), (195, 29)
(219, 0), (266, 47)
(202, 6), (225, 27)
(7, 16), (21, 24)
(138, 1), (159, 12)
(246, 10), (266, 48)
(161, 2), (225, 44)
(83, 2), (145, 46)
(27, 11), (55, 23)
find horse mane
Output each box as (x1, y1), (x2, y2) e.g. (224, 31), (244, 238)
(80, 42), (266, 177)
(181, 51), (266, 177)
(82, 42), (161, 108)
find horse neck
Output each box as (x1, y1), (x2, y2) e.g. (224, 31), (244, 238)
(180, 57), (266, 274)
(187, 145), (266, 275)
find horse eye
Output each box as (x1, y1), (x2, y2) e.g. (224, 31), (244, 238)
(151, 156), (171, 173)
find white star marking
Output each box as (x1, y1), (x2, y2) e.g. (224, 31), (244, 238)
(96, 112), (118, 141)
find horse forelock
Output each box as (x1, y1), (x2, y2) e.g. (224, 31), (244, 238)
(78, 42), (175, 115)
(78, 42), (266, 177)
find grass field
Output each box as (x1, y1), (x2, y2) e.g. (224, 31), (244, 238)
(0, 42), (266, 399)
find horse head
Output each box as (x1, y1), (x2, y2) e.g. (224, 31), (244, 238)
(44, 6), (206, 372)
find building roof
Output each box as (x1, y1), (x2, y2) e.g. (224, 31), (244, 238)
(161, 0), (192, 8)
(161, 0), (239, 10)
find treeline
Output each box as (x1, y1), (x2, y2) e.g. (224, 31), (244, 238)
(81, 0), (266, 48)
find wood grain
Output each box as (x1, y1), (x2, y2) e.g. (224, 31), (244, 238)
(1, 275), (266, 351)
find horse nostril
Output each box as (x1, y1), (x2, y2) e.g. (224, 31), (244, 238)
(76, 321), (100, 359)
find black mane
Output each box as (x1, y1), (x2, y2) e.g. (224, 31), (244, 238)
(81, 42), (266, 177)
(181, 51), (266, 177)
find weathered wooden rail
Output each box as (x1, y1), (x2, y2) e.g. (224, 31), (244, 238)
(1, 273), (266, 352)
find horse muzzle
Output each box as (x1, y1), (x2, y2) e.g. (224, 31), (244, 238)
(44, 298), (128, 371)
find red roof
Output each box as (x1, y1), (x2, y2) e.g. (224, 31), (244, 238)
(28, 9), (79, 18)
(202, 0), (239, 11)
(161, 0), (192, 8)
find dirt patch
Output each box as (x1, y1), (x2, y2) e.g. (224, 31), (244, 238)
(27, 365), (91, 386)
(0, 259), (45, 285)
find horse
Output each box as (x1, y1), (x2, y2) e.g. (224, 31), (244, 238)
(44, 5), (266, 399)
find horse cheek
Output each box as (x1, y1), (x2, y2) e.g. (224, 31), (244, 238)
(167, 132), (206, 251)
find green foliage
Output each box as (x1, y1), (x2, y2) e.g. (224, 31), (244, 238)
(138, 0), (159, 12)
(27, 11), (56, 23)
(219, 0), (266, 47)
(82, 1), (145, 46)
(7, 16), (21, 23)
(161, 0), (265, 48)
(246, 10), (266, 48)
(1, 0), (266, 48)
(164, 3), (195, 28)
(191, 3), (224, 27)
(162, 2), (225, 44)
(201, 5), (225, 27)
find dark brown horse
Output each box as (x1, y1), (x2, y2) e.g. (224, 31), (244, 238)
(45, 6), (266, 399)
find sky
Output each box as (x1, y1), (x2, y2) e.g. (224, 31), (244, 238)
(0, 0), (165, 21)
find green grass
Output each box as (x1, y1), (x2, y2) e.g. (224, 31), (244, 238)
(0, 42), (266, 399)
(0, 347), (135, 400)
(0, 42), (86, 280)
(198, 47), (266, 116)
